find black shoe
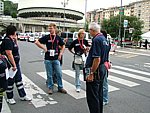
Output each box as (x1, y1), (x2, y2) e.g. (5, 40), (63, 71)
(58, 88), (67, 94)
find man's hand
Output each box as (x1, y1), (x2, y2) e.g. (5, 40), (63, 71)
(86, 73), (94, 82)
(58, 53), (62, 60)
(12, 67), (17, 71)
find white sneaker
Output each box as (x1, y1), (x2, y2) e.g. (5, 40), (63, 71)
(20, 96), (32, 101)
(7, 98), (16, 105)
(103, 102), (109, 105)
(76, 88), (81, 93)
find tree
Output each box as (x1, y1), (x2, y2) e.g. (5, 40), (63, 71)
(101, 15), (144, 41)
(4, 1), (18, 18)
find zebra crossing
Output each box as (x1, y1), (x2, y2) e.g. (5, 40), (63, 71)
(2, 65), (150, 113)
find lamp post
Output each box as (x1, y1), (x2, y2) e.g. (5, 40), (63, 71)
(84, 0), (87, 29)
(119, 0), (123, 47)
(61, 0), (69, 32)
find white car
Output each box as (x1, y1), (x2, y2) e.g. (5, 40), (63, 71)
(28, 33), (35, 42)
(73, 32), (92, 46)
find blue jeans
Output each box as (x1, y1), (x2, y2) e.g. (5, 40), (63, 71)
(103, 70), (108, 103)
(74, 64), (81, 89)
(44, 60), (63, 90)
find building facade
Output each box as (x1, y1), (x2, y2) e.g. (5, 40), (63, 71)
(0, 0), (4, 15)
(18, 0), (85, 32)
(86, 0), (150, 33)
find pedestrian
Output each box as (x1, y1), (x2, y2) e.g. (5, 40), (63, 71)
(145, 39), (148, 49)
(0, 53), (8, 112)
(101, 30), (111, 105)
(1, 25), (31, 105)
(85, 22), (109, 113)
(35, 23), (67, 95)
(68, 29), (90, 92)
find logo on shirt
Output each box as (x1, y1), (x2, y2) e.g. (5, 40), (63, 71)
(103, 41), (109, 46)
(75, 44), (80, 46)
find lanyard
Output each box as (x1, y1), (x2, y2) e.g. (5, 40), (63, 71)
(94, 33), (102, 38)
(50, 35), (56, 49)
(78, 38), (84, 49)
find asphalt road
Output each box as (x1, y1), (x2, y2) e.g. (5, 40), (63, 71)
(2, 41), (150, 113)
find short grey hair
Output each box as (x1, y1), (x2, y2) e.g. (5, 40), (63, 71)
(89, 22), (101, 32)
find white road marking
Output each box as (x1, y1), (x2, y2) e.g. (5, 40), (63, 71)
(112, 65), (150, 76)
(144, 63), (150, 65)
(117, 54), (138, 58)
(62, 70), (120, 92)
(37, 72), (86, 99)
(116, 50), (150, 56)
(2, 97), (11, 113)
(108, 75), (140, 87)
(109, 69), (150, 83)
(108, 85), (120, 92)
(144, 63), (150, 68)
(22, 74), (58, 108)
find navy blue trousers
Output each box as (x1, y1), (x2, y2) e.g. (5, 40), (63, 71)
(6, 63), (26, 99)
(86, 64), (106, 113)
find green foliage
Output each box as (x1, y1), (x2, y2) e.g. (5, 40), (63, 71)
(85, 21), (89, 32)
(69, 27), (79, 32)
(101, 15), (144, 41)
(3, 1), (18, 18)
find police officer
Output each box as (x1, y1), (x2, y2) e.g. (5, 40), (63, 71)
(0, 53), (7, 112)
(1, 25), (31, 105)
(85, 22), (109, 113)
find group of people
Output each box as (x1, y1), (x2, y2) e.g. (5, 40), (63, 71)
(0, 22), (111, 113)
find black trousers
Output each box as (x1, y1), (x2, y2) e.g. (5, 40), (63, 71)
(0, 75), (7, 112)
(6, 63), (26, 99)
(86, 64), (106, 113)
(0, 92), (3, 112)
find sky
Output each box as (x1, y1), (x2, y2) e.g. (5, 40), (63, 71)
(9, 0), (138, 11)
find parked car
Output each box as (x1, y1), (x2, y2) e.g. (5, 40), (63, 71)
(60, 32), (73, 48)
(73, 32), (92, 46)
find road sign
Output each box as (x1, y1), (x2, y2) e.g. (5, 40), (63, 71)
(129, 28), (134, 33)
(124, 20), (128, 28)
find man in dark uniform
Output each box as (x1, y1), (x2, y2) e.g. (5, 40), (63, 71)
(85, 22), (109, 113)
(1, 25), (31, 105)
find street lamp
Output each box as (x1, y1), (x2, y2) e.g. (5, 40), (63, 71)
(61, 0), (69, 31)
(119, 0), (123, 47)
(84, 0), (87, 29)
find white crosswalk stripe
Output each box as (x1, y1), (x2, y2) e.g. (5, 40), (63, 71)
(109, 69), (150, 83)
(22, 74), (58, 108)
(117, 54), (138, 58)
(144, 63), (150, 68)
(62, 70), (120, 92)
(37, 72), (86, 99)
(112, 65), (150, 76)
(108, 75), (140, 87)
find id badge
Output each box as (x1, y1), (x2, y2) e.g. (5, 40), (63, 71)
(49, 50), (55, 56)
